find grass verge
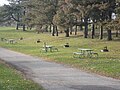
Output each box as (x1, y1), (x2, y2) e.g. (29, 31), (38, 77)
(0, 27), (120, 79)
(0, 60), (44, 90)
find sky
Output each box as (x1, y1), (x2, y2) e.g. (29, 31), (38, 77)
(0, 0), (9, 6)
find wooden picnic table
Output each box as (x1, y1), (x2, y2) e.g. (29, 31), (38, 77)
(79, 48), (93, 57)
(78, 48), (97, 57)
(73, 48), (98, 58)
(43, 45), (58, 52)
(45, 45), (53, 52)
(7, 39), (16, 44)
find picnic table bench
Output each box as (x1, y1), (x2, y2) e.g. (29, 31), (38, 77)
(73, 52), (84, 58)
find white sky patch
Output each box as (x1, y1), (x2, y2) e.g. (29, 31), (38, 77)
(112, 13), (116, 20)
(0, 0), (9, 6)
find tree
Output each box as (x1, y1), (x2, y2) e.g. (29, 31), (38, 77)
(1, 0), (119, 40)
(0, 5), (11, 23)
(25, 0), (58, 34)
(0, 0), (27, 31)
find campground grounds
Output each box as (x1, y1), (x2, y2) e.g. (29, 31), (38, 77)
(0, 27), (120, 79)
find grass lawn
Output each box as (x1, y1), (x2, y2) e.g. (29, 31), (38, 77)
(0, 60), (44, 90)
(0, 27), (120, 79)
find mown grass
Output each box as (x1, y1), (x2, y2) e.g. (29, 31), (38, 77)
(0, 60), (44, 90)
(0, 27), (120, 79)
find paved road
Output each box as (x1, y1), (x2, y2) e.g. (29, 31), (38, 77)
(0, 47), (120, 90)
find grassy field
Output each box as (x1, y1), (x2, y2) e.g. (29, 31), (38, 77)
(0, 60), (44, 90)
(0, 27), (120, 79)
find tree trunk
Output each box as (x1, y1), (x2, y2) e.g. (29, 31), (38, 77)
(52, 25), (55, 36)
(45, 25), (48, 32)
(99, 25), (103, 40)
(75, 25), (77, 35)
(108, 11), (112, 20)
(49, 24), (52, 32)
(80, 18), (83, 31)
(16, 23), (19, 30)
(65, 28), (69, 37)
(23, 24), (26, 31)
(84, 23), (88, 38)
(16, 12), (20, 30)
(107, 29), (112, 41)
(116, 30), (119, 37)
(55, 25), (58, 36)
(70, 26), (73, 35)
(91, 23), (95, 39)
(84, 18), (88, 38)
(23, 8), (26, 31)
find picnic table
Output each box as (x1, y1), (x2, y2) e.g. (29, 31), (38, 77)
(78, 48), (93, 57)
(7, 39), (16, 44)
(42, 45), (58, 52)
(73, 48), (98, 58)
(46, 45), (53, 52)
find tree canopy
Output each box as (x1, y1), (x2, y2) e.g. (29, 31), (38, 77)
(0, 0), (120, 40)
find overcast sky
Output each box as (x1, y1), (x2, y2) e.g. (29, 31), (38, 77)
(0, 0), (9, 6)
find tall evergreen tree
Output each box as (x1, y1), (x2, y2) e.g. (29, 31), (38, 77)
(25, 0), (58, 33)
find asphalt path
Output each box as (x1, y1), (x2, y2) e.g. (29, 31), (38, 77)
(0, 47), (120, 90)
